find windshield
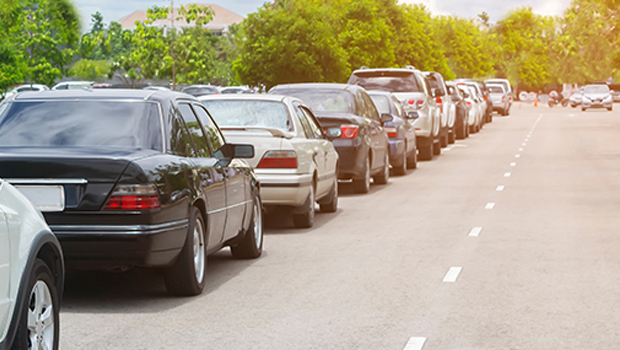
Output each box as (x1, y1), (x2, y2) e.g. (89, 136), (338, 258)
(203, 100), (291, 130)
(0, 101), (162, 150)
(348, 71), (422, 92)
(585, 85), (609, 94)
(275, 89), (354, 113)
(369, 95), (391, 114)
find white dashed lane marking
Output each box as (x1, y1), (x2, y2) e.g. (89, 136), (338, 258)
(504, 172), (511, 177)
(496, 185), (505, 191)
(510, 162), (516, 166)
(515, 154), (521, 158)
(468, 227), (482, 237)
(485, 202), (495, 209)
(443, 267), (463, 282)
(403, 337), (427, 350)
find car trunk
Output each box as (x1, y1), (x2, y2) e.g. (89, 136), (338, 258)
(0, 147), (158, 211)
(221, 130), (293, 168)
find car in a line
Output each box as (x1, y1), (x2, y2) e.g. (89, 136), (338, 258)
(181, 85), (221, 97)
(199, 94), (340, 228)
(485, 78), (513, 114)
(367, 90), (417, 175)
(456, 79), (492, 123)
(347, 67), (441, 161)
(1, 84), (50, 101)
(457, 83), (483, 133)
(581, 84), (613, 111)
(0, 89), (262, 296)
(50, 81), (94, 90)
(269, 83), (391, 194)
(446, 82), (469, 140)
(220, 86), (255, 94)
(486, 84), (510, 116)
(424, 71), (456, 146)
(0, 179), (64, 350)
(569, 87), (584, 108)
(608, 84), (620, 102)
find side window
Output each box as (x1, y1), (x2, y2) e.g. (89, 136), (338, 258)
(170, 114), (195, 157)
(300, 107), (323, 139)
(294, 105), (313, 139)
(178, 103), (210, 157)
(362, 92), (380, 121)
(193, 104), (226, 154)
(56, 84), (68, 90)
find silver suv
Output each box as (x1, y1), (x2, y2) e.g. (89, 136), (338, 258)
(348, 67), (441, 160)
(424, 71), (456, 146)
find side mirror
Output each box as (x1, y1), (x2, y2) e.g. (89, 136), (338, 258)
(380, 113), (393, 124)
(324, 127), (342, 140)
(217, 143), (255, 158)
(406, 111), (419, 120)
(434, 88), (445, 97)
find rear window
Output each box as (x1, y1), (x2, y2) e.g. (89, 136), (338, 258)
(203, 100), (291, 131)
(0, 101), (162, 150)
(274, 89), (354, 113)
(348, 71), (422, 93)
(369, 95), (391, 114)
(488, 86), (504, 93)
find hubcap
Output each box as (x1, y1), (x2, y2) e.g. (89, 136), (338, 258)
(192, 218), (205, 284)
(253, 198), (263, 249)
(27, 281), (54, 350)
(365, 158), (371, 188)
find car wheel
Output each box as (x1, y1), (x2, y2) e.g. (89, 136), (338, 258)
(432, 140), (441, 155)
(393, 149), (407, 176)
(608, 107), (613, 111)
(319, 176), (338, 213)
(231, 195), (263, 259)
(440, 132), (448, 147)
(373, 152), (390, 184)
(448, 129), (456, 144)
(406, 146), (417, 169)
(352, 156), (371, 193)
(293, 183), (315, 228)
(12, 259), (60, 350)
(418, 142), (433, 161)
(582, 107), (587, 111)
(164, 206), (207, 296)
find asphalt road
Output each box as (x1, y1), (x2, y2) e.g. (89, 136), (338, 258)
(60, 103), (620, 350)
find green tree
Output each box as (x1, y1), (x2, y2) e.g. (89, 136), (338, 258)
(71, 59), (107, 80)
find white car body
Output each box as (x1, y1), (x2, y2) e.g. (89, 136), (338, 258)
(2, 84), (49, 101)
(581, 84), (613, 111)
(199, 95), (339, 212)
(0, 179), (64, 350)
(485, 78), (513, 110)
(51, 81), (94, 90)
(460, 85), (483, 130)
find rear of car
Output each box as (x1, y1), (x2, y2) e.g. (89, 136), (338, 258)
(424, 71), (455, 146)
(487, 84), (510, 115)
(348, 67), (440, 160)
(485, 78), (513, 113)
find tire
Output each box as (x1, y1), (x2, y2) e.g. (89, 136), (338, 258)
(373, 152), (390, 184)
(561, 100), (569, 107)
(406, 146), (418, 169)
(608, 107), (613, 111)
(231, 195), (263, 259)
(469, 124), (475, 134)
(12, 259), (60, 350)
(418, 142), (433, 161)
(571, 103), (576, 108)
(440, 132), (448, 147)
(319, 177), (338, 213)
(164, 206), (207, 296)
(393, 149), (407, 176)
(455, 123), (465, 140)
(352, 156), (371, 194)
(582, 107), (587, 111)
(448, 129), (456, 144)
(465, 123), (470, 137)
(293, 183), (315, 228)
(432, 140), (441, 155)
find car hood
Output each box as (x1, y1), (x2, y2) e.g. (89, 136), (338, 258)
(583, 93), (610, 99)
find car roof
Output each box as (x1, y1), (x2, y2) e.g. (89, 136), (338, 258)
(351, 68), (417, 74)
(10, 89), (197, 102)
(198, 94), (289, 103)
(271, 83), (361, 92)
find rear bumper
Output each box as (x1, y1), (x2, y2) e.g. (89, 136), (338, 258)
(389, 139), (406, 163)
(256, 173), (312, 207)
(331, 138), (367, 180)
(51, 219), (188, 269)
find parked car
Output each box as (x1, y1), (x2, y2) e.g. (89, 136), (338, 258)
(485, 78), (513, 114)
(424, 71), (456, 146)
(0, 89), (262, 296)
(457, 84), (482, 133)
(456, 79), (492, 123)
(269, 83), (391, 194)
(486, 84), (510, 115)
(569, 87), (585, 108)
(199, 94), (340, 228)
(347, 67), (441, 160)
(446, 82), (469, 140)
(367, 90), (417, 175)
(0, 179), (64, 350)
(608, 84), (620, 102)
(51, 81), (94, 90)
(220, 86), (255, 94)
(181, 85), (220, 97)
(581, 84), (613, 111)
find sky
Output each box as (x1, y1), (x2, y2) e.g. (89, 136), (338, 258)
(72, 0), (573, 31)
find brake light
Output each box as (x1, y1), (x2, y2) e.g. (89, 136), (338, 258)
(502, 96), (506, 103)
(104, 184), (160, 210)
(416, 99), (425, 108)
(340, 125), (359, 139)
(484, 95), (487, 101)
(385, 126), (398, 138)
(466, 101), (472, 106)
(436, 96), (443, 112)
(407, 99), (415, 105)
(257, 150), (298, 168)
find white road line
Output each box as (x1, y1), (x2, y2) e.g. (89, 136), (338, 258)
(519, 148), (524, 151)
(403, 337), (427, 350)
(496, 185), (505, 191)
(443, 267), (463, 282)
(504, 172), (511, 177)
(485, 202), (495, 209)
(522, 143), (526, 146)
(515, 154), (521, 158)
(510, 162), (516, 166)
(468, 227), (482, 237)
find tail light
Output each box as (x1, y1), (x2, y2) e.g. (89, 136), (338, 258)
(466, 101), (472, 106)
(340, 124), (359, 139)
(385, 126), (398, 138)
(257, 150), (298, 168)
(407, 99), (415, 105)
(502, 96), (506, 103)
(416, 99), (425, 108)
(436, 96), (443, 112)
(484, 95), (487, 101)
(104, 184), (160, 210)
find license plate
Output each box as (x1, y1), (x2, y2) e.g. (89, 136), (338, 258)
(14, 185), (65, 212)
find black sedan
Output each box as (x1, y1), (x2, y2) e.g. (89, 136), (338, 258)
(269, 83), (391, 194)
(0, 89), (262, 296)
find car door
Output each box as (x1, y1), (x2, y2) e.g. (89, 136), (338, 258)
(392, 95), (416, 154)
(0, 185), (11, 336)
(292, 102), (323, 189)
(177, 103), (228, 247)
(359, 91), (388, 171)
(299, 105), (334, 196)
(192, 103), (247, 242)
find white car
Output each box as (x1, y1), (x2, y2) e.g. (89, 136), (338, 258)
(1, 84), (49, 101)
(200, 95), (340, 228)
(0, 179), (64, 350)
(581, 84), (613, 111)
(458, 84), (483, 133)
(51, 81), (94, 90)
(485, 78), (513, 113)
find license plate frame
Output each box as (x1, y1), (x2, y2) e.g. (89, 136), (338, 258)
(14, 185), (65, 212)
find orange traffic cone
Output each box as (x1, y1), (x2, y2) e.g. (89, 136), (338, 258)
(534, 97), (538, 107)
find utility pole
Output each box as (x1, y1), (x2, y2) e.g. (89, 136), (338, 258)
(171, 0), (176, 90)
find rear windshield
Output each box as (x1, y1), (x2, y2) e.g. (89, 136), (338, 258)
(0, 101), (162, 150)
(348, 71), (422, 93)
(203, 100), (291, 131)
(585, 85), (610, 94)
(369, 95), (390, 114)
(488, 86), (504, 93)
(275, 89), (354, 113)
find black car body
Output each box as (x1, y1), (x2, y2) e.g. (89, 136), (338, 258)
(455, 79), (493, 123)
(0, 89), (263, 296)
(446, 82), (469, 140)
(269, 83), (391, 194)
